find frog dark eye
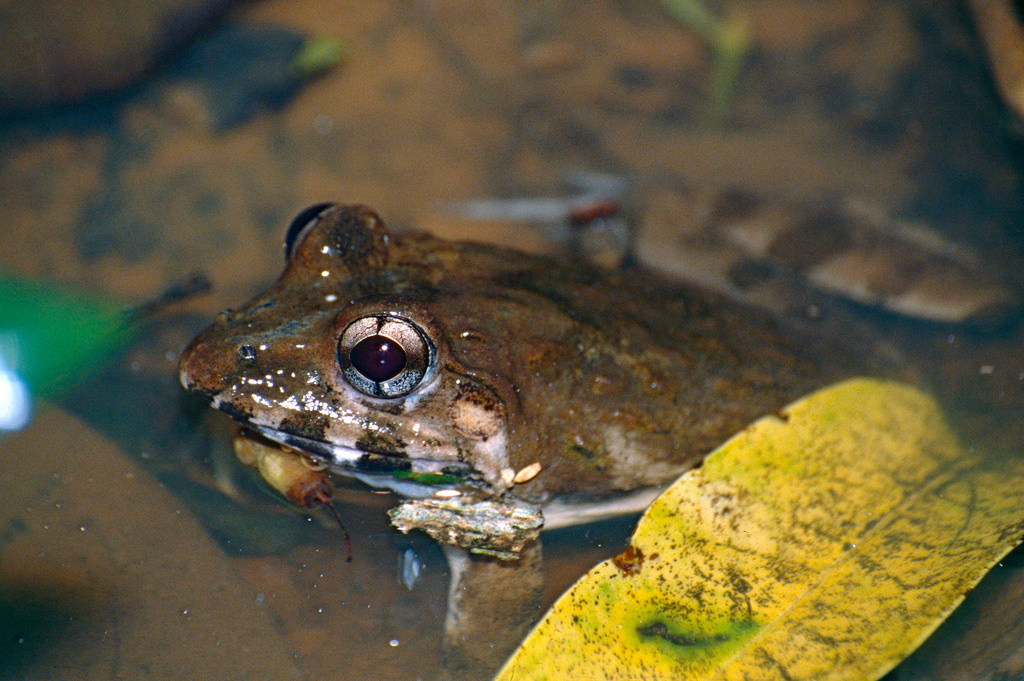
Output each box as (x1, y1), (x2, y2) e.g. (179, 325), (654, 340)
(284, 203), (335, 259)
(338, 316), (433, 398)
(350, 336), (406, 382)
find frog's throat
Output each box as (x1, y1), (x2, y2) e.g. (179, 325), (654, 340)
(250, 424), (479, 497)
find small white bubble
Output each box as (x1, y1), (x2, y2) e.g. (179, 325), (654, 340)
(400, 547), (422, 590)
(389, 639), (400, 647)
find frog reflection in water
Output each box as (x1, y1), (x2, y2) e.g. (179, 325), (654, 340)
(179, 204), (855, 672)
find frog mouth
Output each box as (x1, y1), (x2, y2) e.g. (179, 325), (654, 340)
(249, 425), (479, 497)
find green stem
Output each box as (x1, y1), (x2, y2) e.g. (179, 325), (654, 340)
(659, 0), (723, 46)
(659, 0), (752, 124)
(703, 12), (751, 124)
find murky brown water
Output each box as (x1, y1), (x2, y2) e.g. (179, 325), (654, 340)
(1, 1), (1022, 680)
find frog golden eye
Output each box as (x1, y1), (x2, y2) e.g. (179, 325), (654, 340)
(284, 203), (335, 259)
(338, 316), (433, 398)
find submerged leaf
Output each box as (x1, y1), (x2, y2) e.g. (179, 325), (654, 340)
(496, 379), (1024, 681)
(0, 273), (133, 398)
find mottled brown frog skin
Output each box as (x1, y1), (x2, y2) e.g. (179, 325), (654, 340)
(179, 204), (852, 509)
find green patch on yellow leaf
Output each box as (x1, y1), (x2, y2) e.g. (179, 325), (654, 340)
(496, 378), (1024, 681)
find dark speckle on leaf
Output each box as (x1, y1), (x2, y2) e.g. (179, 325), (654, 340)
(637, 621), (736, 647)
(612, 545), (645, 576)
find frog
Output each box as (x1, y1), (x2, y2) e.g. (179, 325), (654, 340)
(178, 202), (862, 674)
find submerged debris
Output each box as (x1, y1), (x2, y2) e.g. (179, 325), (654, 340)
(638, 187), (1019, 326)
(389, 496), (544, 561)
(968, 0), (1024, 124)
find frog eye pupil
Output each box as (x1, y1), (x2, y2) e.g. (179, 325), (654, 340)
(338, 316), (433, 398)
(350, 335), (407, 383)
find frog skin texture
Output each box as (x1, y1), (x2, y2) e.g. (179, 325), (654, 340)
(179, 203), (855, 517)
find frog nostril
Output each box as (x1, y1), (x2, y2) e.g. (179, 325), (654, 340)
(237, 343), (258, 364)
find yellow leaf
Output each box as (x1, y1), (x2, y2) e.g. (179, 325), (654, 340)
(496, 379), (1024, 681)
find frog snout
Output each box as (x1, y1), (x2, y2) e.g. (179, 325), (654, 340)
(178, 329), (238, 396)
(177, 335), (210, 393)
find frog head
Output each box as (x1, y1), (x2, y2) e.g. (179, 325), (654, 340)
(180, 204), (519, 498)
